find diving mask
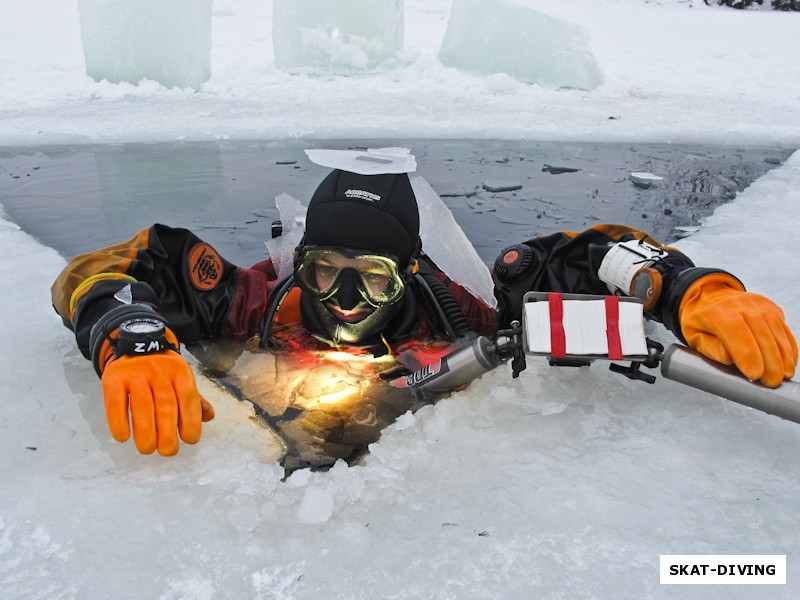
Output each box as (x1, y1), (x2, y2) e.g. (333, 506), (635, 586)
(295, 247), (407, 308)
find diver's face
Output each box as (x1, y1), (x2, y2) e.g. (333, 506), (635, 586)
(295, 246), (407, 343)
(313, 252), (392, 324)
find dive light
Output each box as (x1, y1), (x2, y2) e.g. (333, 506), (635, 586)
(389, 336), (504, 394)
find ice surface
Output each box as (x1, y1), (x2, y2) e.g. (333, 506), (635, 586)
(4, 1), (800, 597)
(4, 0), (800, 146)
(77, 0), (212, 90)
(297, 486), (335, 523)
(3, 157), (800, 597)
(438, 0), (602, 90)
(272, 0), (404, 73)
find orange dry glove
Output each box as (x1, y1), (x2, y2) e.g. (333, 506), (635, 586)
(679, 273), (798, 388)
(100, 333), (214, 455)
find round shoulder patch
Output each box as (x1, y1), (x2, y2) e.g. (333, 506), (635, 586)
(189, 243), (223, 290)
(493, 244), (535, 282)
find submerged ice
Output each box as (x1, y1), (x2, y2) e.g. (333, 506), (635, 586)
(438, 0), (602, 90)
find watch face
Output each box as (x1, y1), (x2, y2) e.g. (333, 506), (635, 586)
(121, 318), (165, 336)
(126, 321), (161, 334)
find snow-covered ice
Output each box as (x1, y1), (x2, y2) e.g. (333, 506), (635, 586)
(3, 0), (800, 147)
(2, 0), (800, 598)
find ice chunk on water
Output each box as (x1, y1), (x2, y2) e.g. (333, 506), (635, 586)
(305, 147), (417, 175)
(411, 176), (498, 310)
(265, 193), (307, 282)
(482, 178), (523, 193)
(438, 0), (602, 90)
(77, 0), (212, 90)
(272, 0), (404, 73)
(630, 172), (664, 189)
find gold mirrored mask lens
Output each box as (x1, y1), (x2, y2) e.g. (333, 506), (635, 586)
(297, 249), (404, 305)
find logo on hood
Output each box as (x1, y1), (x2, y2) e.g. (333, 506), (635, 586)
(344, 189), (381, 202)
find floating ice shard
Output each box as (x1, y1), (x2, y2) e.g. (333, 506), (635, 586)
(439, 187), (479, 198)
(482, 179), (523, 193)
(438, 0), (602, 90)
(304, 148), (417, 175)
(542, 164), (580, 174)
(265, 193), (306, 282)
(411, 176), (498, 310)
(630, 172), (665, 189)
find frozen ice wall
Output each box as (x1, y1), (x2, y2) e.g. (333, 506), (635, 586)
(273, 0), (404, 73)
(438, 0), (602, 90)
(78, 0), (213, 90)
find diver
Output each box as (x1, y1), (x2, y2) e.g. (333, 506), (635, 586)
(51, 167), (798, 456)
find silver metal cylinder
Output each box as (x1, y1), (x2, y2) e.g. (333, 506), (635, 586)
(396, 336), (502, 394)
(661, 344), (800, 424)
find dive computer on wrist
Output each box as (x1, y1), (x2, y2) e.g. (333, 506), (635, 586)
(114, 317), (177, 357)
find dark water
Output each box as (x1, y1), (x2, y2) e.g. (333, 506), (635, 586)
(0, 140), (790, 267)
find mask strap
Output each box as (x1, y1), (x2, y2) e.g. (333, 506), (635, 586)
(292, 237), (306, 272)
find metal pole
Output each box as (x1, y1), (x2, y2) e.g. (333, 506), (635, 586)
(660, 344), (800, 424)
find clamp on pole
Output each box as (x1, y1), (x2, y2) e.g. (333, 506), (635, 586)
(495, 320), (527, 378)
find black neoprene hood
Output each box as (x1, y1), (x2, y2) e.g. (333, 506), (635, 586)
(304, 169), (420, 266)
